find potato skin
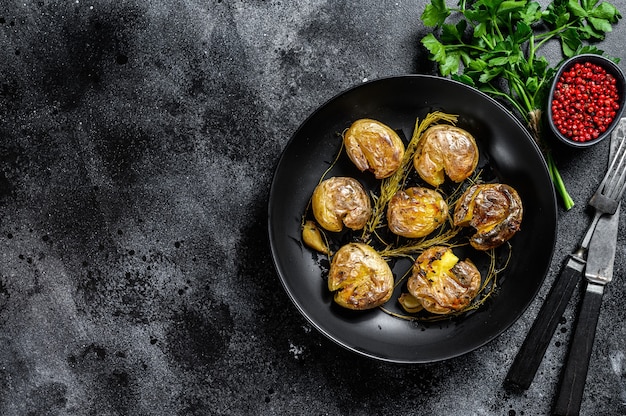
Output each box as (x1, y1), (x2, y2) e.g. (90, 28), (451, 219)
(328, 243), (394, 310)
(312, 177), (371, 232)
(413, 125), (479, 186)
(344, 119), (405, 179)
(453, 183), (523, 250)
(407, 246), (481, 314)
(387, 187), (448, 238)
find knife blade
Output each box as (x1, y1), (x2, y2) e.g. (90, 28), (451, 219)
(552, 206), (620, 416)
(585, 208), (618, 286)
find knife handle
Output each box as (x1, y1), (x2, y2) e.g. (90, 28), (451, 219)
(552, 283), (605, 416)
(504, 258), (584, 391)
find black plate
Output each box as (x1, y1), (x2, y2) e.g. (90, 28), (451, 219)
(268, 75), (557, 363)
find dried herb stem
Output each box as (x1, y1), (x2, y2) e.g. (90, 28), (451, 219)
(379, 244), (512, 322)
(363, 111), (459, 238)
(378, 227), (461, 259)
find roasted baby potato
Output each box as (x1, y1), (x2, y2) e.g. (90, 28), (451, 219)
(407, 246), (481, 314)
(413, 125), (479, 186)
(312, 177), (372, 232)
(387, 187), (448, 238)
(453, 183), (523, 250)
(344, 119), (405, 179)
(328, 242), (394, 310)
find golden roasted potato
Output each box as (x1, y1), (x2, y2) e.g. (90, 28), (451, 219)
(344, 119), (405, 179)
(312, 177), (371, 232)
(328, 243), (394, 310)
(407, 246), (481, 315)
(387, 187), (448, 238)
(453, 183), (523, 250)
(413, 125), (479, 186)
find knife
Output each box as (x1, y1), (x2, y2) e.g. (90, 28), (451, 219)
(505, 118), (626, 391)
(552, 205), (620, 416)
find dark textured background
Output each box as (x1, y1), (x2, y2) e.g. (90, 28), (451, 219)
(1, 1), (625, 415)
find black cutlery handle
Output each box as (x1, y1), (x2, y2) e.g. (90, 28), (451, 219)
(552, 283), (605, 416)
(504, 259), (584, 391)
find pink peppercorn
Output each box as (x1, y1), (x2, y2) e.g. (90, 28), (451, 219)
(551, 61), (620, 142)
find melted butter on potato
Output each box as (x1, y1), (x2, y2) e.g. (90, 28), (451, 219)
(453, 183), (523, 250)
(328, 243), (394, 310)
(413, 125), (479, 186)
(344, 119), (405, 179)
(387, 187), (448, 238)
(312, 177), (371, 232)
(407, 246), (481, 315)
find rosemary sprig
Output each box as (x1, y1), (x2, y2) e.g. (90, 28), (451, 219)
(363, 111), (459, 238)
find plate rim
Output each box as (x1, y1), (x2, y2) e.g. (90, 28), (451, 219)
(268, 74), (558, 363)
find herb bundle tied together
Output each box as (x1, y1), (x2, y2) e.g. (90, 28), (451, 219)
(421, 0), (622, 210)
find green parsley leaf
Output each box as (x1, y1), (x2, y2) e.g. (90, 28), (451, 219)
(421, 33), (447, 63)
(544, 2), (571, 27)
(473, 21), (488, 38)
(440, 53), (461, 76)
(479, 67), (504, 83)
(467, 59), (489, 71)
(421, 0), (450, 27)
(588, 16), (613, 32)
(589, 2), (621, 20)
(498, 0), (528, 15)
(512, 21), (532, 43)
(487, 54), (511, 66)
(559, 27), (583, 56)
(568, 0), (588, 17)
(520, 1), (542, 24)
(451, 73), (476, 86)
(441, 20), (467, 43)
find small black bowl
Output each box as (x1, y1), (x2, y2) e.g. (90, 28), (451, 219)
(547, 53), (626, 148)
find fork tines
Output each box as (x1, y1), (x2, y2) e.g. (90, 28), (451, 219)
(590, 125), (626, 214)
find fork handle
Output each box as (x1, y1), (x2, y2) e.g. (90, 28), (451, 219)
(553, 282), (604, 416)
(504, 257), (584, 391)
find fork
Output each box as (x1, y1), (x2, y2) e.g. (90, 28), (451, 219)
(505, 117), (626, 391)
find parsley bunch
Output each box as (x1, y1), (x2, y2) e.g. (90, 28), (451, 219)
(421, 0), (622, 210)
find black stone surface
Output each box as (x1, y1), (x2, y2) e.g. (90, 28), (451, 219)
(1, 1), (625, 415)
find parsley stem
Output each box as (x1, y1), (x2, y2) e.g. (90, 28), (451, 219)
(481, 87), (529, 121)
(492, 17), (505, 42)
(528, 35), (536, 65)
(547, 152), (575, 210)
(445, 43), (488, 54)
(533, 21), (579, 51)
(505, 71), (533, 113)
(480, 35), (494, 50)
